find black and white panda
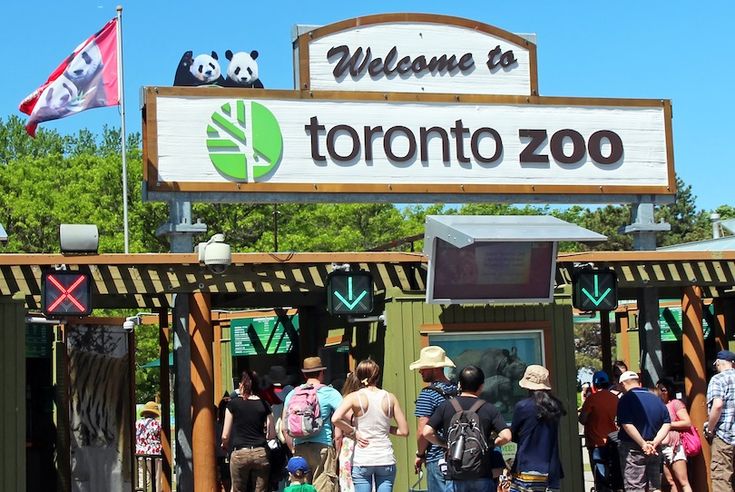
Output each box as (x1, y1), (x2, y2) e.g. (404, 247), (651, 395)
(65, 40), (103, 86)
(29, 74), (79, 123)
(190, 51), (225, 85)
(173, 51), (224, 86)
(223, 50), (264, 88)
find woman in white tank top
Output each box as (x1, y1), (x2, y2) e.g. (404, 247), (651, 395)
(332, 359), (409, 492)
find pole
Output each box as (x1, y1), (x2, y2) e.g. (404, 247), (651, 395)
(274, 203), (279, 251)
(158, 309), (172, 492)
(682, 286), (710, 491)
(600, 310), (612, 378)
(116, 5), (130, 253)
(190, 292), (216, 491)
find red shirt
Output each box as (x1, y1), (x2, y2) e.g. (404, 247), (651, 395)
(580, 389), (619, 448)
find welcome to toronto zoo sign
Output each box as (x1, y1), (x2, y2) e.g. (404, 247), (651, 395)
(142, 14), (675, 203)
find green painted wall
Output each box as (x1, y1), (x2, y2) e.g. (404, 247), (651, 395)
(0, 296), (26, 492)
(381, 289), (584, 492)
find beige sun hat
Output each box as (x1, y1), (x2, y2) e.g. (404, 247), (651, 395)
(409, 346), (456, 370)
(140, 401), (160, 418)
(519, 365), (552, 391)
(302, 356), (327, 373)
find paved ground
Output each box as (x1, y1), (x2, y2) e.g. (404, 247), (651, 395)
(582, 446), (595, 491)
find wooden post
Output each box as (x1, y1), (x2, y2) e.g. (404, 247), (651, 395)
(713, 299), (730, 352)
(682, 286), (710, 491)
(128, 326), (137, 489)
(213, 312), (222, 402)
(159, 309), (172, 492)
(190, 293), (216, 491)
(615, 309), (631, 364)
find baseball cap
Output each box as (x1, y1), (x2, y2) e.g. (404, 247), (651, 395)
(287, 456), (309, 475)
(618, 370), (639, 384)
(592, 371), (610, 386)
(715, 350), (735, 364)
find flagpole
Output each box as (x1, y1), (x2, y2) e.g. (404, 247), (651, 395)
(116, 5), (129, 253)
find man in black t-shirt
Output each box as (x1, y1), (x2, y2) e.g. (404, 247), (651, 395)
(423, 365), (512, 492)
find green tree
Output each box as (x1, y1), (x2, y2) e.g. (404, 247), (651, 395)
(715, 205), (735, 221)
(656, 176), (711, 246)
(134, 324), (166, 403)
(0, 117), (168, 253)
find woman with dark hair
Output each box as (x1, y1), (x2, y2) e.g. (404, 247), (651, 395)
(509, 365), (566, 492)
(221, 370), (275, 492)
(332, 359), (409, 492)
(656, 379), (693, 492)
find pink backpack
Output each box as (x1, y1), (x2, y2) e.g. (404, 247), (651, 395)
(285, 384), (323, 438)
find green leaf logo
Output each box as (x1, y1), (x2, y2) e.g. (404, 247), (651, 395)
(206, 100), (283, 181)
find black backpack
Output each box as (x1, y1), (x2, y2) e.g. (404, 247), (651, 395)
(446, 398), (489, 479)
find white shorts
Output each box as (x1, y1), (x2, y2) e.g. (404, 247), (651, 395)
(661, 443), (687, 464)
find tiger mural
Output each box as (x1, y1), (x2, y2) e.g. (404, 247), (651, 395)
(67, 325), (132, 491)
(69, 349), (128, 447)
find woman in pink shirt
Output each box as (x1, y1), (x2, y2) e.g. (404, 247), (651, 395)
(656, 379), (693, 492)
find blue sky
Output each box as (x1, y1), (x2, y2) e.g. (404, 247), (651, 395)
(1, 1), (732, 211)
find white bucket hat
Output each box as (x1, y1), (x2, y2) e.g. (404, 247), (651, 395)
(409, 346), (455, 370)
(519, 364), (552, 391)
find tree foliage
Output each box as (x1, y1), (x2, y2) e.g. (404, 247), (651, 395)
(134, 324), (166, 404)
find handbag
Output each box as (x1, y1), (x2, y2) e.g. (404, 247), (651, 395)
(681, 425), (702, 457)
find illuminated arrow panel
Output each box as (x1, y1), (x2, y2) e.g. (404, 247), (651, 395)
(42, 271), (92, 316)
(327, 271), (373, 315)
(572, 268), (618, 311)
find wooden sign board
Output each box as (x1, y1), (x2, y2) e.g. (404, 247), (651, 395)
(142, 87), (674, 200)
(293, 13), (537, 96)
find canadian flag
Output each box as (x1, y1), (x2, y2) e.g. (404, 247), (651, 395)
(19, 18), (119, 137)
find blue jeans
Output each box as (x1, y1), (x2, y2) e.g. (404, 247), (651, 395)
(589, 446), (608, 490)
(352, 464), (396, 492)
(426, 459), (448, 492)
(446, 477), (496, 492)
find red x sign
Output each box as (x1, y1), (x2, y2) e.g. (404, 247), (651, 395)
(42, 271), (92, 316)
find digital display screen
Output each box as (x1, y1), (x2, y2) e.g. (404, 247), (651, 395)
(428, 239), (556, 303)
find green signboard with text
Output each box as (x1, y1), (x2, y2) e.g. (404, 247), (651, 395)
(26, 324), (52, 358)
(660, 304), (714, 342)
(230, 313), (299, 356)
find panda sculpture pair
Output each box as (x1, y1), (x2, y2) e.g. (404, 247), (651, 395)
(174, 50), (263, 88)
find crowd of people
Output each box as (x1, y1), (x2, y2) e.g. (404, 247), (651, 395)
(216, 347), (568, 492)
(579, 351), (735, 492)
(138, 346), (735, 491)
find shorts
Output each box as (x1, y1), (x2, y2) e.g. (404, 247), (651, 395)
(660, 443), (686, 465)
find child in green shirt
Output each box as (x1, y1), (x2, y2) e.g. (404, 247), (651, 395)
(284, 456), (316, 492)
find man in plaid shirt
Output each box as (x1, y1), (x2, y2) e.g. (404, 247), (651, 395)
(706, 349), (735, 490)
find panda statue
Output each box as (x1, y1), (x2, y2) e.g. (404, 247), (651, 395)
(222, 50), (264, 88)
(174, 50), (225, 86)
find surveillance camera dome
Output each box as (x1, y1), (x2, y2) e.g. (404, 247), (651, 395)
(123, 320), (135, 332)
(198, 236), (231, 274)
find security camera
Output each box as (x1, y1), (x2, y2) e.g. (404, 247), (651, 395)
(123, 316), (139, 332)
(197, 233), (231, 274)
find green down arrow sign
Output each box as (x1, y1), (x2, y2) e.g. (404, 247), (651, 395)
(327, 271), (374, 315)
(572, 269), (618, 311)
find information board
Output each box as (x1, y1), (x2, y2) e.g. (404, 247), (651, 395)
(231, 313), (300, 356)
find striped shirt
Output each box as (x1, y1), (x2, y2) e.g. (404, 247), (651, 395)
(415, 381), (458, 462)
(708, 368), (735, 445)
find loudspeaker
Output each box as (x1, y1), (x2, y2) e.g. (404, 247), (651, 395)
(60, 224), (99, 254)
